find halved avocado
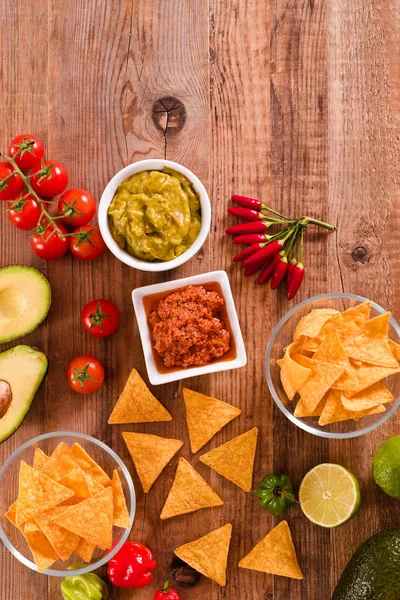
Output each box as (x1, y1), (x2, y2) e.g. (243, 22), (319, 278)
(0, 265), (51, 343)
(0, 345), (48, 443)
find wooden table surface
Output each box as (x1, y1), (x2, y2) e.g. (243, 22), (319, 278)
(1, 1), (399, 598)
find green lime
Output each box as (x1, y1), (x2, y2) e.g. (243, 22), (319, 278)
(299, 463), (361, 528)
(373, 435), (400, 498)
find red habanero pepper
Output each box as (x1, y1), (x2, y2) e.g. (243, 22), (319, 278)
(226, 220), (268, 235)
(228, 207), (266, 221)
(107, 542), (156, 589)
(233, 242), (262, 262)
(242, 238), (284, 269)
(287, 262), (305, 299)
(258, 252), (282, 285)
(231, 194), (264, 210)
(233, 233), (269, 245)
(271, 252), (289, 289)
(154, 577), (180, 600)
(286, 258), (298, 286)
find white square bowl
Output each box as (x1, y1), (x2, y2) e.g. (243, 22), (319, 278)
(132, 270), (247, 385)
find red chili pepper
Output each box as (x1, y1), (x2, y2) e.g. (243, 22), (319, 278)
(233, 242), (262, 262)
(231, 194), (263, 210)
(242, 238), (284, 269)
(244, 260), (265, 276)
(233, 233), (268, 245)
(286, 258), (297, 286)
(258, 252), (282, 285)
(271, 253), (289, 289)
(225, 220), (268, 235)
(287, 262), (305, 299)
(228, 207), (266, 221)
(154, 577), (180, 600)
(107, 542), (157, 589)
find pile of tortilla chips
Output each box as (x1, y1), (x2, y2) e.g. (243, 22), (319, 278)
(5, 442), (130, 572)
(278, 302), (400, 426)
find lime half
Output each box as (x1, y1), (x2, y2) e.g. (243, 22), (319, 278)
(299, 463), (361, 528)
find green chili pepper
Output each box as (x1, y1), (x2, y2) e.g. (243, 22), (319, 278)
(61, 572), (109, 600)
(255, 474), (295, 516)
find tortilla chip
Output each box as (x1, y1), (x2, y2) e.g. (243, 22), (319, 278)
(389, 339), (400, 361)
(58, 468), (92, 506)
(313, 330), (352, 371)
(175, 523), (232, 586)
(296, 356), (345, 414)
(23, 519), (40, 533)
(239, 520), (303, 579)
(339, 363), (400, 395)
(41, 442), (78, 482)
(294, 394), (328, 418)
(302, 337), (322, 353)
(342, 313), (398, 368)
(280, 344), (312, 401)
(35, 506), (80, 561)
(33, 448), (49, 471)
(16, 462), (74, 525)
(108, 368), (172, 424)
(53, 487), (113, 550)
(70, 443), (111, 487)
(293, 309), (340, 340)
(111, 470), (131, 528)
(183, 388), (242, 453)
(318, 389), (386, 426)
(318, 301), (371, 341)
(24, 529), (59, 573)
(122, 432), (183, 494)
(75, 537), (95, 563)
(160, 457), (223, 520)
(341, 382), (394, 412)
(200, 428), (258, 492)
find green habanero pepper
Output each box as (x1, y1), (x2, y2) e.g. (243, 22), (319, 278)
(61, 573), (109, 600)
(255, 474), (295, 516)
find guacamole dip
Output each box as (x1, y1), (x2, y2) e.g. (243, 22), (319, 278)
(107, 167), (202, 262)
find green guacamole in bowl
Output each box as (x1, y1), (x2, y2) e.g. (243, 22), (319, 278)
(107, 167), (201, 262)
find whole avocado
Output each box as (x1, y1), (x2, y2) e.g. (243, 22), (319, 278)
(332, 529), (400, 600)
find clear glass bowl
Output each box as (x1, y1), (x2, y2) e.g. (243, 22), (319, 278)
(265, 293), (400, 439)
(0, 431), (136, 576)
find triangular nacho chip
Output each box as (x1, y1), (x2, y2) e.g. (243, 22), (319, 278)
(313, 330), (352, 371)
(41, 442), (78, 482)
(111, 470), (131, 528)
(108, 369), (172, 424)
(24, 529), (59, 573)
(200, 428), (258, 492)
(160, 457), (223, 520)
(53, 487), (113, 550)
(16, 462), (74, 525)
(318, 389), (385, 426)
(389, 339), (400, 361)
(341, 382), (394, 412)
(35, 506), (80, 561)
(58, 468), (92, 506)
(342, 313), (398, 368)
(175, 523), (232, 586)
(296, 356), (344, 414)
(294, 393), (328, 418)
(70, 443), (111, 487)
(280, 344), (312, 401)
(123, 432), (183, 493)
(318, 301), (371, 341)
(183, 388), (241, 453)
(33, 448), (49, 471)
(239, 520), (303, 579)
(75, 538), (95, 563)
(339, 363), (400, 395)
(293, 308), (340, 340)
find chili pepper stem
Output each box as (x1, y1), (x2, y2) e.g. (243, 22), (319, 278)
(301, 216), (336, 231)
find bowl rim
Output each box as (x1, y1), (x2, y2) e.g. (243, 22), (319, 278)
(98, 158), (211, 272)
(265, 292), (400, 439)
(0, 431), (136, 577)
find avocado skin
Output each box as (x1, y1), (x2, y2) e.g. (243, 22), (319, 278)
(332, 530), (400, 600)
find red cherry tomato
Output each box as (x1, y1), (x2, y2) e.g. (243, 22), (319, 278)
(30, 160), (68, 197)
(0, 162), (24, 201)
(8, 134), (45, 170)
(8, 193), (46, 230)
(81, 299), (120, 338)
(66, 355), (104, 394)
(69, 225), (106, 261)
(58, 188), (96, 226)
(31, 222), (69, 260)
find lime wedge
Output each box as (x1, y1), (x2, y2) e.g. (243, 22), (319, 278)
(299, 463), (360, 528)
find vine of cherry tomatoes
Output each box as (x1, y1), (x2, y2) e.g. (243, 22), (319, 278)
(1, 134), (106, 262)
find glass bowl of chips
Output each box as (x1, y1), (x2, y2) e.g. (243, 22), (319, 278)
(0, 431), (136, 576)
(266, 293), (400, 439)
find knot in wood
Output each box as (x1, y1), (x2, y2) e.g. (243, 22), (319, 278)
(152, 96), (186, 135)
(351, 246), (369, 264)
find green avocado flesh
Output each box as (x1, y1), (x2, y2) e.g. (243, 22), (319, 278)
(332, 529), (400, 600)
(0, 345), (48, 443)
(0, 265), (51, 343)
(107, 167), (202, 262)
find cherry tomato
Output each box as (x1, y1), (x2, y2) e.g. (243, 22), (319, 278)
(8, 193), (46, 230)
(58, 188), (96, 226)
(81, 299), (120, 338)
(31, 222), (69, 260)
(69, 225), (106, 261)
(67, 355), (104, 394)
(0, 162), (24, 201)
(30, 160), (68, 197)
(8, 134), (45, 170)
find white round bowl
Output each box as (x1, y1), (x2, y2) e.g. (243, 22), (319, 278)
(98, 159), (211, 272)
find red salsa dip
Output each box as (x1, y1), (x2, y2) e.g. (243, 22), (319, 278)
(148, 285), (231, 368)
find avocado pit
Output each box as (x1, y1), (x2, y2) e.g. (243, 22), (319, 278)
(0, 380), (12, 418)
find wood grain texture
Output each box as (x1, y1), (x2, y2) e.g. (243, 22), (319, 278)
(0, 0), (399, 599)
